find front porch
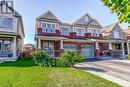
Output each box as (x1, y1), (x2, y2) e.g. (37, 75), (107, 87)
(36, 36), (130, 59)
(0, 35), (17, 59)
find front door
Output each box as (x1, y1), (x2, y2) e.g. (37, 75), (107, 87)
(81, 45), (94, 59)
(43, 42), (54, 56)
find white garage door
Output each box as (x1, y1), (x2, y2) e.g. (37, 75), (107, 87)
(81, 45), (94, 59)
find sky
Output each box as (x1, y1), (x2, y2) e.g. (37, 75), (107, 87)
(14, 0), (128, 44)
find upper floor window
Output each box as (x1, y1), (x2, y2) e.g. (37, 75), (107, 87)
(88, 29), (100, 37)
(75, 28), (85, 36)
(41, 22), (56, 33)
(0, 18), (13, 29)
(113, 29), (120, 39)
(61, 27), (70, 35)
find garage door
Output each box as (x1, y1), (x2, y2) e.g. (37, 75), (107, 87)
(81, 45), (94, 59)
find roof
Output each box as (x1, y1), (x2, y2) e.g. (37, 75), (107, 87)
(72, 12), (102, 27)
(37, 10), (61, 22)
(124, 28), (130, 35)
(101, 23), (117, 33)
(61, 23), (71, 27)
(0, 0), (21, 17)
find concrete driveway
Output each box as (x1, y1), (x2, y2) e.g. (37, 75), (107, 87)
(74, 59), (130, 87)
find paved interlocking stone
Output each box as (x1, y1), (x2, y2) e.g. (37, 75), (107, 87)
(74, 59), (130, 87)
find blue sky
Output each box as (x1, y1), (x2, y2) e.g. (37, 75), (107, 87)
(15, 0), (128, 44)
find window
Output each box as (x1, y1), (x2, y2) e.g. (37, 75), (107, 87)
(75, 28), (85, 36)
(41, 23), (56, 33)
(47, 24), (51, 29)
(0, 18), (13, 29)
(70, 44), (77, 51)
(93, 30), (97, 36)
(3, 41), (11, 51)
(63, 44), (77, 52)
(52, 24), (55, 29)
(113, 29), (120, 38)
(63, 44), (69, 51)
(42, 23), (46, 32)
(61, 27), (70, 35)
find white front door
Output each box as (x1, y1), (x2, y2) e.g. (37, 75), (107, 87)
(81, 45), (94, 59)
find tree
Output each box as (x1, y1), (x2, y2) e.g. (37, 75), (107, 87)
(101, 0), (130, 26)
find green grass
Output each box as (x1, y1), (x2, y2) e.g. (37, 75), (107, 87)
(0, 59), (122, 87)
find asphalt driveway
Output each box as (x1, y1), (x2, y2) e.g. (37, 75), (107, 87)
(74, 59), (130, 87)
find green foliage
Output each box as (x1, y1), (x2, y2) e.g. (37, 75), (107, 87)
(31, 50), (83, 67)
(60, 51), (84, 67)
(101, 0), (130, 26)
(31, 50), (51, 66)
(128, 54), (130, 60)
(0, 59), (35, 67)
(0, 67), (122, 87)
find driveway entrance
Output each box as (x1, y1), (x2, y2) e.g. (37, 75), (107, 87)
(75, 59), (130, 87)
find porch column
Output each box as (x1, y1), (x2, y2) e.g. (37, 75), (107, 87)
(109, 42), (112, 56)
(13, 37), (16, 58)
(95, 42), (100, 58)
(95, 42), (99, 50)
(127, 42), (130, 54)
(60, 40), (63, 53)
(122, 43), (125, 55)
(38, 38), (41, 49)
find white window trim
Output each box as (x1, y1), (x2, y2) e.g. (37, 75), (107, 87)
(61, 26), (71, 35)
(113, 29), (120, 39)
(40, 22), (56, 33)
(75, 28), (85, 36)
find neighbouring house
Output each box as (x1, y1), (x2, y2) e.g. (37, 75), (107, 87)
(124, 28), (130, 38)
(35, 10), (130, 59)
(23, 43), (35, 52)
(23, 43), (35, 58)
(0, 0), (24, 60)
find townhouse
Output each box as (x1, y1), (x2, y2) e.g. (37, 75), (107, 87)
(0, 0), (24, 60)
(35, 10), (130, 59)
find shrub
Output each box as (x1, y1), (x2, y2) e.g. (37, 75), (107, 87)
(128, 54), (130, 60)
(31, 50), (50, 66)
(31, 50), (84, 67)
(60, 51), (84, 67)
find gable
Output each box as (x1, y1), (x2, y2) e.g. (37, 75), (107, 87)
(73, 13), (101, 27)
(73, 13), (93, 25)
(0, 0), (21, 17)
(38, 11), (61, 22)
(89, 19), (101, 27)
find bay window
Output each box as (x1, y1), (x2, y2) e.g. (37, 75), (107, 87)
(75, 28), (85, 36)
(0, 18), (13, 29)
(61, 27), (70, 35)
(41, 22), (56, 33)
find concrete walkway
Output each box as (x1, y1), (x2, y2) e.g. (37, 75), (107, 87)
(74, 59), (130, 87)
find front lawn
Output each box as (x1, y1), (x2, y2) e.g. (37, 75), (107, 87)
(0, 60), (122, 87)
